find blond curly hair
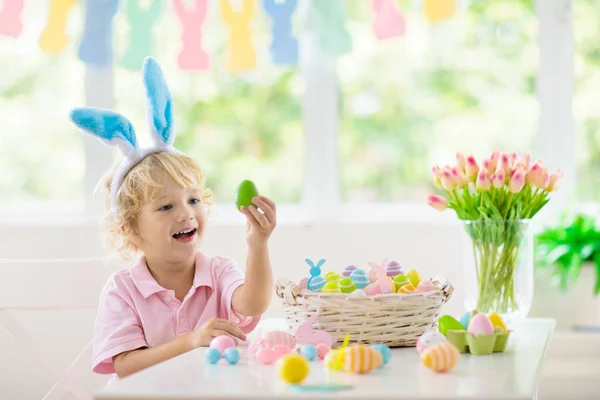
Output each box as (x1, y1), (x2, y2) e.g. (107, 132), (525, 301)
(98, 152), (213, 260)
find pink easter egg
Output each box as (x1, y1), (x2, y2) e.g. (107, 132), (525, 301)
(210, 335), (237, 354)
(416, 280), (436, 292)
(272, 344), (292, 358)
(467, 314), (495, 336)
(364, 283), (382, 296)
(249, 330), (296, 354)
(299, 277), (309, 289)
(256, 348), (278, 365)
(316, 343), (330, 359)
(416, 330), (448, 354)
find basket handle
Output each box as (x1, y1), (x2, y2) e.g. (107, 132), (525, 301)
(431, 275), (454, 303)
(275, 278), (303, 305)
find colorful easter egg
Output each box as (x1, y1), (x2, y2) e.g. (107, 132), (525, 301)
(416, 280), (436, 292)
(349, 269), (369, 289)
(205, 348), (221, 364)
(348, 289), (367, 298)
(459, 311), (471, 329)
(393, 274), (411, 291)
(210, 335), (237, 354)
(324, 271), (341, 282)
(249, 330), (296, 354)
(488, 312), (507, 332)
(407, 269), (422, 286)
(339, 277), (357, 293)
(371, 344), (392, 366)
(364, 282), (382, 296)
(235, 179), (259, 211)
(307, 276), (326, 292)
(437, 315), (465, 337)
(342, 265), (358, 277)
(398, 284), (416, 294)
(416, 330), (448, 354)
(322, 281), (341, 293)
(256, 348), (279, 364)
(300, 344), (318, 361)
(468, 314), (495, 336)
(385, 260), (403, 277)
(324, 348), (344, 370)
(224, 347), (240, 365)
(316, 343), (330, 359)
(298, 277), (309, 289)
(277, 354), (310, 383)
(378, 276), (395, 294)
(343, 345), (383, 374)
(421, 342), (459, 372)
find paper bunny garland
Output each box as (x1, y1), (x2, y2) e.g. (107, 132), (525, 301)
(69, 56), (179, 214)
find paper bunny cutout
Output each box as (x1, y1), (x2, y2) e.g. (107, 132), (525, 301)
(368, 258), (394, 294)
(294, 314), (333, 348)
(69, 56), (178, 213)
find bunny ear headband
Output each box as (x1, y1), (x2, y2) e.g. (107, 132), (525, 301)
(69, 56), (179, 214)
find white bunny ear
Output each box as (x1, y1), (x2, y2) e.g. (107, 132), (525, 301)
(142, 56), (175, 148)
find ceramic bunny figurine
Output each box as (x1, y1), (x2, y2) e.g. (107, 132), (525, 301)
(294, 314), (333, 347)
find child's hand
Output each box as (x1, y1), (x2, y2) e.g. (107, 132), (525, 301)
(241, 195), (277, 249)
(188, 318), (247, 349)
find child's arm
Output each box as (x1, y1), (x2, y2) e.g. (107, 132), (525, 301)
(113, 318), (246, 378)
(233, 195), (277, 316)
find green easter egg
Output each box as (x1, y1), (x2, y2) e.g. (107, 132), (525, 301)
(338, 277), (356, 293)
(235, 180), (259, 211)
(438, 315), (465, 337)
(324, 271), (341, 282)
(322, 281), (341, 293)
(406, 269), (422, 286)
(393, 274), (410, 291)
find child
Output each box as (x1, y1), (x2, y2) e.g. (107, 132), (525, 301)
(70, 57), (276, 379)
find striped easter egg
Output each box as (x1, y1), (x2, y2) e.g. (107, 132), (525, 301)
(308, 276), (326, 292)
(349, 269), (370, 289)
(343, 345), (383, 374)
(420, 342), (459, 373)
(398, 284), (416, 294)
(298, 277), (309, 290)
(249, 330), (297, 354)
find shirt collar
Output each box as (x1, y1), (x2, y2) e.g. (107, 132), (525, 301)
(130, 252), (213, 299)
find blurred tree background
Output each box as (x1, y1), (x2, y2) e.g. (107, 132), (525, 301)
(0, 0), (597, 208)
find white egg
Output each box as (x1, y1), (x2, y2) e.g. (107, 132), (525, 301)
(416, 330), (447, 354)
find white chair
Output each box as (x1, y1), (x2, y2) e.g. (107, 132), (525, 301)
(0, 257), (126, 400)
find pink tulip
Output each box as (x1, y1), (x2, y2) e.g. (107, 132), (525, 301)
(535, 167), (550, 189)
(525, 163), (542, 186)
(490, 151), (500, 164)
(520, 152), (531, 170)
(465, 155), (479, 181)
(546, 169), (564, 192)
(509, 167), (526, 193)
(451, 166), (468, 189)
(498, 153), (513, 178)
(526, 162), (548, 188)
(456, 152), (467, 173)
(510, 152), (518, 165)
(476, 168), (491, 191)
(432, 166), (442, 188)
(440, 168), (457, 190)
(491, 170), (505, 189)
(482, 158), (494, 172)
(427, 195), (448, 211)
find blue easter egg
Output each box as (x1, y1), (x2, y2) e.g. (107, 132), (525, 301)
(349, 269), (369, 289)
(459, 312), (471, 329)
(308, 276), (326, 292)
(205, 348), (221, 364)
(223, 347), (240, 365)
(300, 344), (318, 361)
(371, 344), (392, 367)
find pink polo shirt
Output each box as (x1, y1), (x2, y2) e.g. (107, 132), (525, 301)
(92, 251), (260, 374)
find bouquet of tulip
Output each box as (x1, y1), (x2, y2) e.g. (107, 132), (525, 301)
(427, 151), (563, 315)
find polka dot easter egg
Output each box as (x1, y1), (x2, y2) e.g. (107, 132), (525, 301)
(393, 274), (411, 291)
(349, 269), (369, 289)
(421, 342), (459, 373)
(467, 314), (495, 336)
(384, 260), (403, 277)
(339, 277), (356, 293)
(416, 330), (448, 354)
(342, 265), (358, 277)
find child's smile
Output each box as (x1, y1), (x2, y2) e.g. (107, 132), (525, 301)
(172, 227), (197, 243)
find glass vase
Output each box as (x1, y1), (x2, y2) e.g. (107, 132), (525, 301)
(463, 219), (534, 320)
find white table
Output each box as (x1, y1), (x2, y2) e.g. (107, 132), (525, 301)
(95, 318), (555, 400)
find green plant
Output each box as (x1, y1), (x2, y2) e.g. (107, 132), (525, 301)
(535, 214), (600, 295)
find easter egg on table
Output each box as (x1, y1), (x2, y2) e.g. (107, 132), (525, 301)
(342, 265), (358, 277)
(324, 348), (344, 370)
(437, 315), (465, 337)
(406, 269), (422, 286)
(224, 348), (240, 365)
(416, 330), (448, 354)
(235, 179), (259, 211)
(343, 345), (383, 374)
(385, 260), (403, 277)
(316, 343), (330, 359)
(324, 271), (341, 282)
(393, 274), (410, 291)
(300, 344), (318, 361)
(421, 342), (459, 373)
(488, 312), (507, 332)
(205, 348), (222, 364)
(398, 284), (415, 294)
(210, 336), (237, 354)
(256, 348), (279, 364)
(278, 354), (310, 384)
(321, 281), (341, 293)
(468, 314), (495, 336)
(371, 344), (392, 366)
(349, 269), (370, 289)
(339, 277), (357, 293)
(307, 276), (326, 292)
(416, 280), (436, 292)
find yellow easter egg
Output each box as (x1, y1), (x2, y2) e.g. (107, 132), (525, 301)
(421, 342), (459, 373)
(407, 269), (422, 286)
(277, 354), (310, 383)
(324, 349), (345, 370)
(488, 312), (507, 332)
(322, 281), (341, 293)
(398, 284), (416, 294)
(324, 271), (341, 282)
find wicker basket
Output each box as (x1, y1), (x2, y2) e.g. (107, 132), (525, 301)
(275, 276), (454, 348)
